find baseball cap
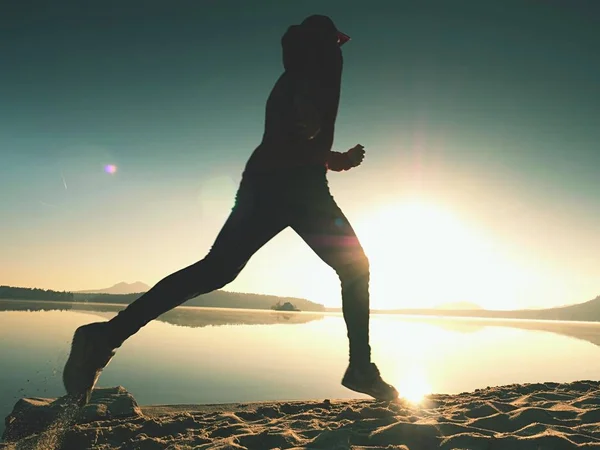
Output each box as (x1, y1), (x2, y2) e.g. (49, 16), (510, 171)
(337, 31), (351, 46)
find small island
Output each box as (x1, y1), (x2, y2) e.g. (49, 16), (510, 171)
(271, 301), (300, 312)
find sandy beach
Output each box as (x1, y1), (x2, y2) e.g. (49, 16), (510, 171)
(3, 380), (600, 449)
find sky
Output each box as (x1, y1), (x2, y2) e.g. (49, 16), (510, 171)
(1, 0), (598, 310)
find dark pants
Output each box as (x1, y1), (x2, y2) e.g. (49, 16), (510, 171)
(107, 166), (371, 366)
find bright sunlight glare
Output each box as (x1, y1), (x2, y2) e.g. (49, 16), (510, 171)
(395, 365), (432, 404)
(355, 200), (524, 310)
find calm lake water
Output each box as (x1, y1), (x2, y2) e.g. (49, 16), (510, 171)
(2, 299), (600, 438)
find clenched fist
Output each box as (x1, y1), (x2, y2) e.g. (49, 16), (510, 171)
(326, 144), (367, 172)
(347, 144), (365, 167)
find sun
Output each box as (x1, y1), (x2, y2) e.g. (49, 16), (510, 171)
(395, 365), (432, 404)
(354, 200), (516, 310)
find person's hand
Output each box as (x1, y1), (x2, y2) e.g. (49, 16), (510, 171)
(347, 144), (365, 167)
(326, 145), (366, 172)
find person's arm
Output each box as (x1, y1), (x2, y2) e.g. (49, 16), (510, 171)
(326, 151), (353, 171)
(292, 78), (323, 140)
(326, 145), (366, 172)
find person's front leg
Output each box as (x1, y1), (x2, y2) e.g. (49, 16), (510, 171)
(291, 195), (398, 400)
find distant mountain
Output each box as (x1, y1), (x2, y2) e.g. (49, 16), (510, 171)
(434, 301), (483, 310)
(522, 295), (600, 322)
(76, 281), (150, 295)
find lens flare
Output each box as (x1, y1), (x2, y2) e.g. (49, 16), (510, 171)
(104, 164), (117, 174)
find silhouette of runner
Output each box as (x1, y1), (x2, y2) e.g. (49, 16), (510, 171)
(63, 15), (399, 405)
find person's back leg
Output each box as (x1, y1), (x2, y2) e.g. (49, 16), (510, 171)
(290, 185), (398, 400)
(105, 210), (287, 346)
(63, 180), (289, 404)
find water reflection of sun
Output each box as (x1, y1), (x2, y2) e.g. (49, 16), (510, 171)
(395, 365), (432, 404)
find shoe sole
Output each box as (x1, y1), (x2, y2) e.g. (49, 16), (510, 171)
(342, 379), (399, 401)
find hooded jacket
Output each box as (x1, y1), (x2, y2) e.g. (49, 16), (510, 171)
(244, 20), (351, 174)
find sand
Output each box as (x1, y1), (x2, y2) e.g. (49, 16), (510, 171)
(3, 381), (600, 449)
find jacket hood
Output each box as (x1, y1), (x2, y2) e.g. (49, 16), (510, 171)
(301, 15), (339, 35)
(281, 19), (342, 75)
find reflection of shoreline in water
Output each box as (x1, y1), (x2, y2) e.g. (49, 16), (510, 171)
(0, 300), (325, 328)
(156, 307), (325, 328)
(3, 300), (600, 348)
(381, 314), (600, 347)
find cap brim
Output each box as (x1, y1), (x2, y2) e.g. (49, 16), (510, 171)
(337, 31), (351, 46)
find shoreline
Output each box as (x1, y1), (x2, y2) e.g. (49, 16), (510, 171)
(4, 298), (600, 325)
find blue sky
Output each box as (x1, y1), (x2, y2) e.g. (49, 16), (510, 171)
(1, 0), (598, 309)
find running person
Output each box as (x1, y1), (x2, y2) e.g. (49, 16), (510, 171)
(63, 14), (399, 405)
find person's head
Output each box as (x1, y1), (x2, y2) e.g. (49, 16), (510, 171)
(281, 15), (346, 75)
(300, 15), (350, 47)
